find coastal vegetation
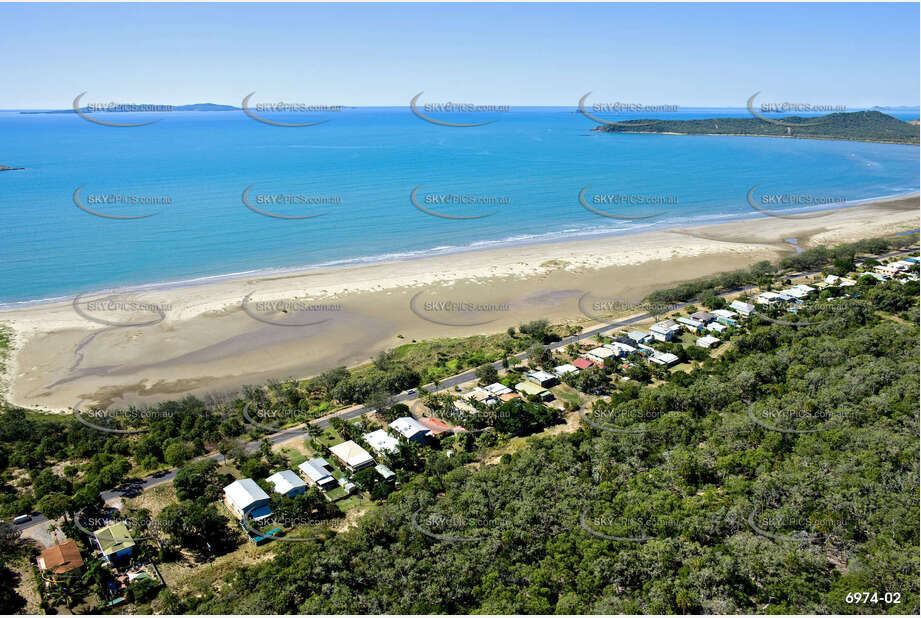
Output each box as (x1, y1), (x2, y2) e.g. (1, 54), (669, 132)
(594, 110), (920, 145)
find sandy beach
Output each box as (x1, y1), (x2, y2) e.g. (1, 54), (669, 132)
(1, 196), (917, 413)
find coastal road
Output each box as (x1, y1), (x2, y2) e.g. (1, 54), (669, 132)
(85, 245), (918, 507)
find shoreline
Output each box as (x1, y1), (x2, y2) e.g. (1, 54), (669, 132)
(1, 195), (917, 414)
(1, 190), (918, 310)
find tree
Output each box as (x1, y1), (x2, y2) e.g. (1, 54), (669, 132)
(173, 460), (232, 504)
(474, 363), (499, 385)
(527, 343), (550, 368)
(36, 492), (72, 522)
(159, 501), (235, 556)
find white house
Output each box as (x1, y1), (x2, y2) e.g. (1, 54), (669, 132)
(483, 382), (512, 396)
(875, 261), (913, 276)
(627, 330), (652, 344)
(755, 291), (785, 305)
(675, 317), (703, 332)
(711, 309), (739, 325)
(824, 274), (856, 287)
(389, 417), (431, 443)
(696, 335), (721, 349)
(553, 363), (579, 377)
(650, 320), (681, 342)
(223, 478), (272, 521)
(329, 440), (376, 472)
(604, 341), (637, 357)
(729, 300), (755, 316)
(298, 458), (339, 490)
(706, 321), (728, 334)
(266, 470), (307, 497)
(526, 370), (557, 387)
(649, 352), (680, 367)
(690, 311), (716, 323)
(363, 429), (400, 455)
(584, 346), (616, 362)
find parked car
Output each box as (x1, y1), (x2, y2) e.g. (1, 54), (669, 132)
(13, 514), (32, 525)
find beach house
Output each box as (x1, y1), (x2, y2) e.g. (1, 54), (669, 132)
(363, 429), (400, 455)
(650, 320), (681, 342)
(696, 335), (721, 349)
(329, 440), (376, 472)
(93, 523), (135, 564)
(675, 316), (703, 332)
(298, 458), (339, 490)
(37, 539), (84, 577)
(223, 478), (272, 522)
(266, 470), (307, 497)
(729, 300), (755, 316)
(553, 363), (579, 377)
(389, 417), (431, 443)
(515, 381), (553, 401)
(649, 352), (680, 367)
(711, 309), (739, 326)
(526, 370), (557, 387)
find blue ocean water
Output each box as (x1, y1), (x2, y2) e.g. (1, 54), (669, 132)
(0, 107), (918, 304)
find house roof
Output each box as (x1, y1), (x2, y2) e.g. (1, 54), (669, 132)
(38, 539), (84, 574)
(585, 346), (615, 358)
(729, 300), (754, 313)
(484, 382), (512, 395)
(363, 429), (400, 454)
(527, 370), (556, 382)
(389, 417), (430, 439)
(299, 460), (336, 484)
(375, 464), (396, 479)
(627, 329), (648, 340)
(266, 470), (307, 494)
(94, 523), (135, 556)
(329, 440), (375, 467)
(690, 311), (715, 321)
(697, 335), (720, 347)
(224, 478), (270, 509)
(515, 381), (549, 396)
(712, 309), (738, 318)
(553, 363), (579, 375)
(572, 357), (594, 369)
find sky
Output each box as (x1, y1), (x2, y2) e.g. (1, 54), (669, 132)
(1, 2), (918, 109)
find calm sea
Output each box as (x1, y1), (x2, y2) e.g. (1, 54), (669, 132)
(0, 107), (918, 304)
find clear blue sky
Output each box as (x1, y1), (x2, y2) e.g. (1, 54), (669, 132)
(1, 2), (918, 108)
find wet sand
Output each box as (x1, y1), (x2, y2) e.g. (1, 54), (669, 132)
(1, 196), (917, 412)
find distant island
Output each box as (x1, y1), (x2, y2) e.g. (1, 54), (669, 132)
(0, 165), (24, 171)
(20, 103), (239, 114)
(592, 110), (920, 145)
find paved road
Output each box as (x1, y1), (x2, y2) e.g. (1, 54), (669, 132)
(43, 245), (918, 522)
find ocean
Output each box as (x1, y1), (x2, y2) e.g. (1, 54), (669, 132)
(0, 107), (918, 304)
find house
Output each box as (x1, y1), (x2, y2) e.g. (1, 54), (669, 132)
(755, 291), (784, 305)
(675, 317), (703, 332)
(298, 458), (339, 490)
(224, 478), (272, 522)
(650, 320), (681, 342)
(453, 400), (479, 416)
(696, 335), (721, 349)
(875, 260), (913, 276)
(329, 440), (376, 472)
(649, 352), (680, 367)
(824, 274), (857, 286)
(37, 539), (84, 576)
(584, 346), (616, 363)
(864, 272), (889, 282)
(553, 363), (579, 377)
(483, 382), (513, 396)
(779, 284), (814, 300)
(468, 388), (498, 406)
(605, 341), (637, 357)
(526, 370), (557, 387)
(711, 309), (738, 326)
(375, 464), (396, 482)
(706, 321), (728, 334)
(266, 470), (307, 497)
(498, 392), (520, 403)
(728, 301), (755, 316)
(389, 417), (431, 443)
(571, 357), (595, 370)
(626, 329), (652, 344)
(689, 311), (714, 323)
(515, 381), (553, 401)
(363, 429), (400, 455)
(93, 523), (135, 564)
